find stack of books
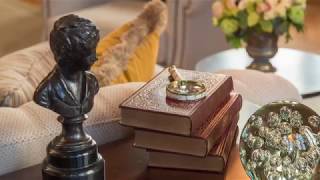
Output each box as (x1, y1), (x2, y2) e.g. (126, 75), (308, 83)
(120, 68), (242, 173)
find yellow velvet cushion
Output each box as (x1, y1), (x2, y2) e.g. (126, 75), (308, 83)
(91, 0), (167, 87)
(95, 23), (159, 85)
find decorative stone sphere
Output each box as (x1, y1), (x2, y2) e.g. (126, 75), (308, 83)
(240, 101), (320, 180)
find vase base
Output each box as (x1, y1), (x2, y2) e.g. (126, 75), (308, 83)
(246, 61), (276, 73)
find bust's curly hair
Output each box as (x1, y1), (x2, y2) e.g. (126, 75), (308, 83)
(50, 14), (100, 67)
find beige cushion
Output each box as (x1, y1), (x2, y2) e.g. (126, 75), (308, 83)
(0, 43), (54, 107)
(0, 82), (143, 175)
(217, 69), (302, 105)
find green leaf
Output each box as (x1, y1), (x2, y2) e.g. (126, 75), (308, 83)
(224, 8), (238, 16)
(220, 18), (239, 35)
(227, 36), (242, 48)
(246, 2), (256, 14)
(260, 20), (273, 33)
(248, 12), (260, 27)
(275, 20), (289, 35)
(288, 6), (305, 25)
(293, 23), (304, 32)
(238, 11), (248, 29)
(285, 32), (292, 42)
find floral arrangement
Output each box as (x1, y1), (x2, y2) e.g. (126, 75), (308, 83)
(212, 0), (307, 48)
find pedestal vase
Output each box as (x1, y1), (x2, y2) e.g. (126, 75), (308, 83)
(246, 31), (278, 73)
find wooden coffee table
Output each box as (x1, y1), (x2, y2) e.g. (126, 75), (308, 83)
(0, 137), (248, 180)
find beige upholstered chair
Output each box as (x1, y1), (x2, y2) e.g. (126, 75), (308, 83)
(165, 0), (230, 69)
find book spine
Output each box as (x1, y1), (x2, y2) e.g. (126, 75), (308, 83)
(147, 126), (239, 172)
(222, 127), (239, 168)
(120, 108), (190, 135)
(133, 129), (208, 157)
(148, 156), (225, 173)
(201, 94), (242, 155)
(191, 77), (234, 134)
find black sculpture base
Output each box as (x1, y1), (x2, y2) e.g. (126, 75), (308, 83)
(42, 115), (105, 180)
(42, 157), (104, 180)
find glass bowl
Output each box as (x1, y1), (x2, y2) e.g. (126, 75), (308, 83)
(240, 101), (320, 180)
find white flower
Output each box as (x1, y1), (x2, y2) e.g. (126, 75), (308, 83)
(294, 0), (307, 7)
(262, 0), (292, 20)
(263, 0), (278, 20)
(264, 10), (277, 20)
(275, 4), (287, 17)
(276, 0), (292, 17)
(281, 0), (293, 8)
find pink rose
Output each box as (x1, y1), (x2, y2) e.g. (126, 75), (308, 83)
(257, 2), (271, 13)
(212, 1), (225, 19)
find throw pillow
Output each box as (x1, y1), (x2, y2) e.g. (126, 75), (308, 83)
(91, 0), (167, 86)
(0, 43), (55, 107)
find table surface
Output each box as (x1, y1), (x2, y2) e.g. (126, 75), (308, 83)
(0, 137), (249, 180)
(195, 48), (320, 98)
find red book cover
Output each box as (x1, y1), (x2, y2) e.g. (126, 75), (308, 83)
(120, 68), (234, 136)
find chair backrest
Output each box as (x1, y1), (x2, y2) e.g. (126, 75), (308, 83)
(164, 0), (230, 69)
(42, 0), (109, 18)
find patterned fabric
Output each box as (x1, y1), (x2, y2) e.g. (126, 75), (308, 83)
(0, 82), (144, 175)
(0, 43), (55, 107)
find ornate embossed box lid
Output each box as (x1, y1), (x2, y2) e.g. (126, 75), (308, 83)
(120, 68), (233, 136)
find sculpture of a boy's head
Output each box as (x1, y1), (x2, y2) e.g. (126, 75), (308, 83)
(50, 14), (100, 72)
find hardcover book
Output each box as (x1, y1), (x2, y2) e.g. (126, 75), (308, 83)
(120, 68), (234, 136)
(134, 93), (242, 157)
(148, 122), (239, 173)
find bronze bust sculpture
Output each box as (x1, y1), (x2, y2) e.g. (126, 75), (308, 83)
(34, 14), (105, 180)
(34, 14), (99, 118)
